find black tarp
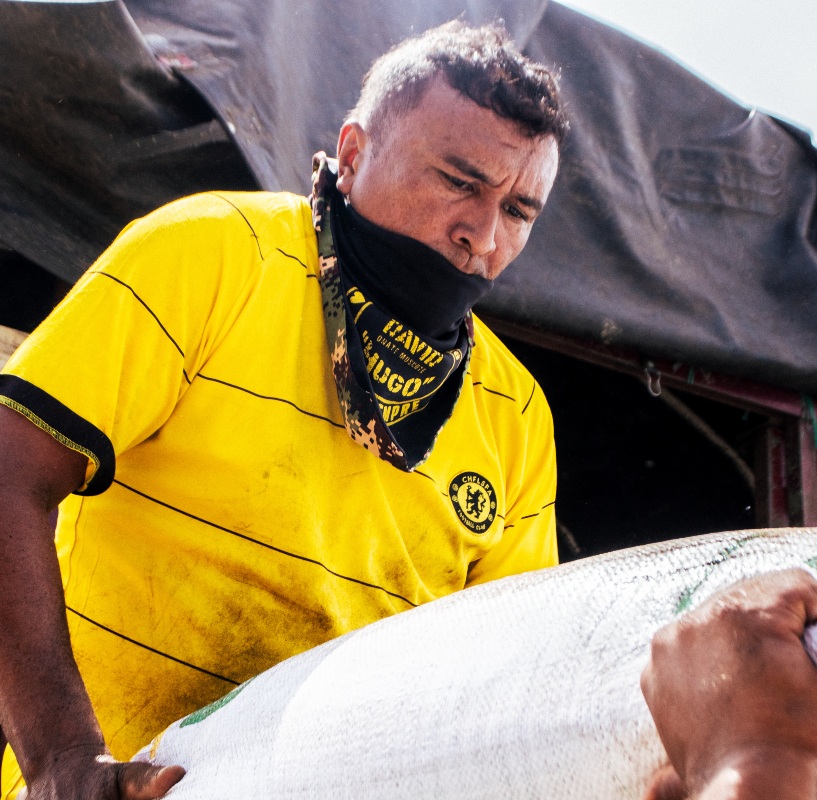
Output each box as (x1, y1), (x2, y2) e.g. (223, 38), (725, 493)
(1, 0), (815, 392)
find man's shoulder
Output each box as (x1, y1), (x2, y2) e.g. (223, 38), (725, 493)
(468, 314), (550, 423)
(110, 191), (316, 273)
(77, 190), (317, 317)
(145, 190), (311, 237)
(470, 315), (532, 386)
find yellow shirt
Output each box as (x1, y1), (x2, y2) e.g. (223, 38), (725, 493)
(0, 191), (556, 797)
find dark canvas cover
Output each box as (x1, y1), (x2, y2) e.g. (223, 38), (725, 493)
(0, 0), (815, 392)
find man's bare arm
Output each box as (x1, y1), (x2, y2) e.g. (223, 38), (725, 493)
(0, 405), (184, 799)
(641, 568), (817, 800)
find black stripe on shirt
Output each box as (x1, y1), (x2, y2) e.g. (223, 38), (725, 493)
(206, 194), (316, 279)
(413, 469), (448, 497)
(0, 374), (115, 495)
(506, 499), (557, 529)
(521, 499), (556, 521)
(521, 382), (536, 415)
(276, 248), (319, 279)
(468, 379), (516, 403)
(67, 606), (239, 685)
(209, 192), (264, 260)
(93, 272), (192, 385)
(113, 479), (418, 608)
(196, 373), (345, 428)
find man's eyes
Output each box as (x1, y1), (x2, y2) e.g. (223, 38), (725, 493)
(441, 171), (531, 222)
(443, 172), (471, 190)
(504, 204), (530, 222)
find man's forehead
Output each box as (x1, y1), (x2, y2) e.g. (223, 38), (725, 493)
(386, 80), (549, 154)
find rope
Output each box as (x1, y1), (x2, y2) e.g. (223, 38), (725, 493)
(659, 389), (756, 491)
(556, 521), (582, 558)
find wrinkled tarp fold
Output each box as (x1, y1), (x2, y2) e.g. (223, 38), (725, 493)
(0, 0), (815, 392)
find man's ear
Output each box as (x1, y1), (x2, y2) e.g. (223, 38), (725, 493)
(336, 121), (368, 197)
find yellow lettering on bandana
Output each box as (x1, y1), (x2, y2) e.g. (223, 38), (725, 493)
(347, 287), (465, 426)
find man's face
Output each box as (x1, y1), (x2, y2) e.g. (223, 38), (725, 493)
(335, 76), (560, 280)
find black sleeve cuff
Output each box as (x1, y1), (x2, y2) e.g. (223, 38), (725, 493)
(0, 374), (115, 495)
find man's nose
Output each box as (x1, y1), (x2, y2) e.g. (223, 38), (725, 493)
(451, 201), (498, 261)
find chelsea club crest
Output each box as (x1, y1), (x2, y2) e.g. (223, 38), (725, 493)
(448, 471), (497, 534)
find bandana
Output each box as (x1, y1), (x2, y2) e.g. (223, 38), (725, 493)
(342, 284), (467, 427)
(332, 192), (493, 340)
(311, 152), (483, 470)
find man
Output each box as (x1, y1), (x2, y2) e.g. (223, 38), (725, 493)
(642, 569), (817, 800)
(0, 21), (565, 799)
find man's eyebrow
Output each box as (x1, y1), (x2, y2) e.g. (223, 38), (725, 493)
(516, 195), (544, 213)
(444, 154), (494, 186)
(443, 154), (544, 214)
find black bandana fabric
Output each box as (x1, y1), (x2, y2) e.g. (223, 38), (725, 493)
(310, 152), (476, 471)
(343, 284), (467, 426)
(332, 194), (493, 341)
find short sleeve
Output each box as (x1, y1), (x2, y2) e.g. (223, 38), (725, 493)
(466, 380), (558, 585)
(0, 193), (263, 494)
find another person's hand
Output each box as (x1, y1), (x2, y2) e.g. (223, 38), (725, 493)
(21, 746), (184, 800)
(641, 568), (817, 800)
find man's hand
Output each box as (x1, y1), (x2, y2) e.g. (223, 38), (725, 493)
(21, 748), (184, 799)
(641, 568), (817, 800)
(0, 405), (185, 798)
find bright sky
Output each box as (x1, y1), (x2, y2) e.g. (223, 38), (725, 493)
(559, 0), (817, 143)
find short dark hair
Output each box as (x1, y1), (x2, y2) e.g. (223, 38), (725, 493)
(350, 20), (568, 147)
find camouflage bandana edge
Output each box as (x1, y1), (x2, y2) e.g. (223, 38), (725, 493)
(310, 152), (473, 471)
